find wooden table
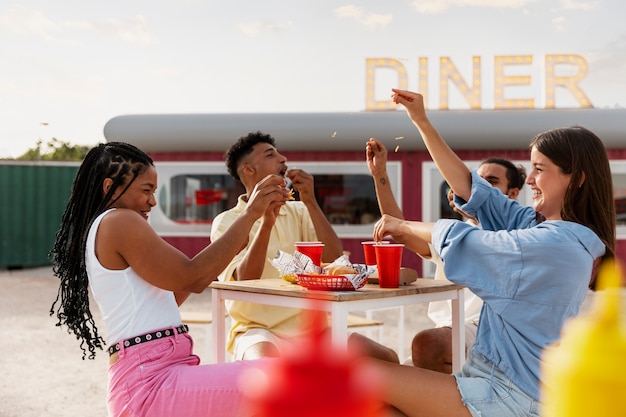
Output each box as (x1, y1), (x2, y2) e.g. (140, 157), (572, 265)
(210, 278), (466, 371)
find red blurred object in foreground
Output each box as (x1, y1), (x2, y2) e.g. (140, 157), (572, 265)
(242, 302), (383, 417)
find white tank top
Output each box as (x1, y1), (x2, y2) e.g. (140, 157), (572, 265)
(86, 209), (181, 345)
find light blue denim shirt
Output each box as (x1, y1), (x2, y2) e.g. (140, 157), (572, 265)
(433, 171), (606, 400)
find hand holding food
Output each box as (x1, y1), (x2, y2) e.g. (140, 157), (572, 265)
(286, 169), (315, 202)
(246, 174), (288, 218)
(284, 176), (295, 200)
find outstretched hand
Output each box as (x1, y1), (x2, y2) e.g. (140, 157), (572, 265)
(366, 138), (388, 178)
(391, 88), (428, 124)
(373, 214), (406, 243)
(374, 214), (434, 257)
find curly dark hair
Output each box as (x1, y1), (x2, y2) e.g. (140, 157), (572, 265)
(225, 131), (276, 181)
(480, 157), (527, 191)
(49, 142), (154, 359)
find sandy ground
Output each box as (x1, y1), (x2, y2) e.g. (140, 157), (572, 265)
(0, 267), (433, 417)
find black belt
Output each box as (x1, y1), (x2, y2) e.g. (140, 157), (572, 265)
(108, 324), (189, 356)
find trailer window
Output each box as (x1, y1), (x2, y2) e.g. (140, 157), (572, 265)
(150, 161), (401, 239)
(158, 172), (382, 226)
(157, 174), (243, 224)
(294, 174), (381, 225)
(613, 171), (626, 228)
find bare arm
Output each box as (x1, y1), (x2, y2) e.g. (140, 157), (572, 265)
(373, 214), (434, 257)
(288, 168), (344, 262)
(232, 211), (277, 281)
(366, 138), (404, 219)
(367, 138), (431, 255)
(98, 174), (288, 293)
(391, 89), (472, 201)
(174, 292), (192, 305)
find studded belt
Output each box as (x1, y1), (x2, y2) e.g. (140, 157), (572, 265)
(107, 324), (189, 356)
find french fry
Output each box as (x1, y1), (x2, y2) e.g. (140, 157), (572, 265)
(281, 273), (297, 284)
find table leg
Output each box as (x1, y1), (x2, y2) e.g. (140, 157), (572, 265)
(211, 289), (227, 364)
(450, 288), (465, 373)
(330, 303), (349, 350)
(398, 306), (406, 361)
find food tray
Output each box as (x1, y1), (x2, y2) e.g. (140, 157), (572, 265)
(296, 273), (366, 291)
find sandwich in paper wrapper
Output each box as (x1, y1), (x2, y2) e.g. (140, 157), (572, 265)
(270, 251), (375, 290)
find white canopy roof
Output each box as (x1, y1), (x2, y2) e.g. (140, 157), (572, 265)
(103, 108), (626, 152)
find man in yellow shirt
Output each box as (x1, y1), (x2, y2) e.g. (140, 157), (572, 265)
(211, 131), (344, 360)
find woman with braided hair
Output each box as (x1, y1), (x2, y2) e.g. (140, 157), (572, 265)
(50, 141), (289, 417)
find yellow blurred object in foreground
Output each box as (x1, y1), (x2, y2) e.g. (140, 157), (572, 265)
(541, 260), (626, 416)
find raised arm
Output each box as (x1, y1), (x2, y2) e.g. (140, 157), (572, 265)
(214, 175), (289, 281)
(231, 201), (281, 281)
(287, 168), (344, 262)
(111, 174), (287, 293)
(391, 89), (472, 201)
(366, 138), (404, 219)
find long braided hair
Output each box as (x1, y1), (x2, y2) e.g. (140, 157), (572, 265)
(49, 142), (154, 359)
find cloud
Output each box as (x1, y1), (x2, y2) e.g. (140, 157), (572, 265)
(83, 15), (157, 46)
(588, 34), (626, 73)
(236, 20), (293, 36)
(410, 0), (538, 14)
(335, 5), (392, 29)
(558, 0), (599, 10)
(0, 5), (59, 41)
(584, 34), (626, 107)
(552, 16), (566, 31)
(410, 1), (449, 14)
(0, 5), (156, 45)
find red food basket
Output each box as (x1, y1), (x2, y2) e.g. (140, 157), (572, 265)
(296, 274), (366, 291)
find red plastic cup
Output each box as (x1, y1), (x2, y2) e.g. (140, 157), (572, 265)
(361, 241), (389, 266)
(294, 242), (325, 267)
(374, 244), (404, 288)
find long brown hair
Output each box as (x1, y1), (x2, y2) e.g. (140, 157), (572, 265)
(530, 126), (616, 287)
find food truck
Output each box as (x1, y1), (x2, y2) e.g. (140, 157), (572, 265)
(103, 109), (626, 273)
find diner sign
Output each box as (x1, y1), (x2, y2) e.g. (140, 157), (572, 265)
(365, 54), (592, 110)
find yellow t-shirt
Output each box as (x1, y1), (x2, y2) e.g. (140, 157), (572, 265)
(210, 195), (318, 353)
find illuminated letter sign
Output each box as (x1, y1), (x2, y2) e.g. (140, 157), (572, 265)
(365, 58), (408, 110)
(494, 55), (534, 109)
(545, 54), (592, 108)
(365, 54), (592, 110)
(440, 56), (482, 110)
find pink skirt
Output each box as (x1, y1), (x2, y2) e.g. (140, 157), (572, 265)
(107, 331), (261, 417)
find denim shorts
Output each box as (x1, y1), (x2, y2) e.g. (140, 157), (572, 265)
(453, 347), (540, 417)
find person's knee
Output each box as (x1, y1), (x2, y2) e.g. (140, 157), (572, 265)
(411, 327), (452, 373)
(348, 332), (399, 364)
(242, 341), (280, 360)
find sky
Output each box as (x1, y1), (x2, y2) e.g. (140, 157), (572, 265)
(1, 0), (625, 158)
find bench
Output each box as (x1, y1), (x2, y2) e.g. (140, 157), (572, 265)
(180, 310), (384, 360)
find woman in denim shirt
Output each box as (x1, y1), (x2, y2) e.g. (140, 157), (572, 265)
(362, 89), (615, 417)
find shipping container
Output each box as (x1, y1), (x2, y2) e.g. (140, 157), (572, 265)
(0, 162), (79, 269)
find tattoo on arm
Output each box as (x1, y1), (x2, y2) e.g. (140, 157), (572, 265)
(379, 177), (387, 186)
